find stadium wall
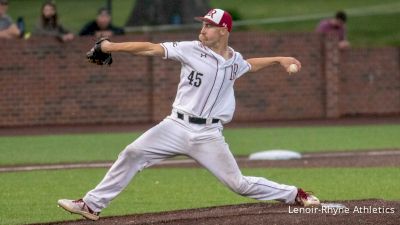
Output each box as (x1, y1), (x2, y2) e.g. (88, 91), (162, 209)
(0, 33), (399, 127)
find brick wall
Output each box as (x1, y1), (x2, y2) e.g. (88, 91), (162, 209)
(339, 48), (400, 115)
(0, 36), (152, 126)
(231, 32), (326, 121)
(0, 32), (399, 127)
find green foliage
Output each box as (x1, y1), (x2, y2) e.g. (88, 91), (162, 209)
(211, 0), (400, 46)
(6, 0), (400, 46)
(7, 0), (135, 34)
(0, 167), (399, 225)
(211, 0), (398, 19)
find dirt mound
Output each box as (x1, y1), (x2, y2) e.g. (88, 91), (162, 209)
(37, 200), (399, 225)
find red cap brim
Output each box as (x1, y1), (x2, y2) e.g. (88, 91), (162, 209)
(194, 17), (221, 27)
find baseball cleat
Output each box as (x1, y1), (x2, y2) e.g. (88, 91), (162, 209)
(57, 199), (100, 221)
(295, 188), (320, 206)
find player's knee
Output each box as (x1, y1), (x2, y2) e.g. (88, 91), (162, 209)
(119, 144), (144, 159)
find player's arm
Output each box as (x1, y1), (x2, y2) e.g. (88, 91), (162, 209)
(100, 40), (164, 57)
(246, 57), (301, 73)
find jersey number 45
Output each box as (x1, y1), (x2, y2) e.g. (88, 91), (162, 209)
(187, 71), (203, 87)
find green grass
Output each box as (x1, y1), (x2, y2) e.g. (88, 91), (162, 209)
(0, 132), (140, 165)
(0, 167), (399, 225)
(225, 125), (400, 154)
(1, 124), (400, 166)
(7, 0), (400, 47)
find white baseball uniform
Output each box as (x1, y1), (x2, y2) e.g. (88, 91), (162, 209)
(83, 41), (297, 212)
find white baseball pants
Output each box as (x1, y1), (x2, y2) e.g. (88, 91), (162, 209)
(83, 113), (298, 212)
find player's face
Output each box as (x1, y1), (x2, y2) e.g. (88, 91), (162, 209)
(199, 22), (225, 46)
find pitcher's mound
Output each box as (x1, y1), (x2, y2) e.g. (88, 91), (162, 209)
(41, 199), (399, 225)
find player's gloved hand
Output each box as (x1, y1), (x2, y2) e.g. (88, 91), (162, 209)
(86, 37), (113, 66)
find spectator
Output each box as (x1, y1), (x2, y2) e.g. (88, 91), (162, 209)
(33, 1), (74, 42)
(316, 11), (350, 49)
(0, 0), (21, 39)
(79, 7), (124, 38)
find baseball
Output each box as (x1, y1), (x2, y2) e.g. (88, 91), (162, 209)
(288, 64), (299, 73)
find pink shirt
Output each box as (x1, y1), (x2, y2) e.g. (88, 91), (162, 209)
(316, 19), (346, 41)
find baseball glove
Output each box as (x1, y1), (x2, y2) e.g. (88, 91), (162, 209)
(86, 38), (113, 65)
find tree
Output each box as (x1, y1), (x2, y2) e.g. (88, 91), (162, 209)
(125, 0), (210, 26)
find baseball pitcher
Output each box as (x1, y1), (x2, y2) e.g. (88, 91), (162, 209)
(58, 9), (320, 221)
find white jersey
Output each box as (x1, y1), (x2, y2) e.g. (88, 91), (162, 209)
(160, 41), (251, 124)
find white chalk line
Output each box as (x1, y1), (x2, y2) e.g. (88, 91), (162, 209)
(0, 150), (399, 173)
(301, 149), (400, 158)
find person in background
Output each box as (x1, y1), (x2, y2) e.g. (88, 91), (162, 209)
(33, 1), (74, 42)
(0, 0), (21, 39)
(79, 7), (124, 38)
(316, 11), (350, 49)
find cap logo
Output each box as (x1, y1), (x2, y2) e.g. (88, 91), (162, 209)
(207, 9), (217, 19)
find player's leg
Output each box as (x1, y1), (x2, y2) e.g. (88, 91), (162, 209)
(188, 129), (297, 203)
(76, 119), (187, 213)
(58, 139), (169, 220)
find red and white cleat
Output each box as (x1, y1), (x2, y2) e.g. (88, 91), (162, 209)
(57, 199), (100, 221)
(295, 188), (320, 206)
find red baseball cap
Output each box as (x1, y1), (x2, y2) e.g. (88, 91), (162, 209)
(195, 9), (233, 32)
